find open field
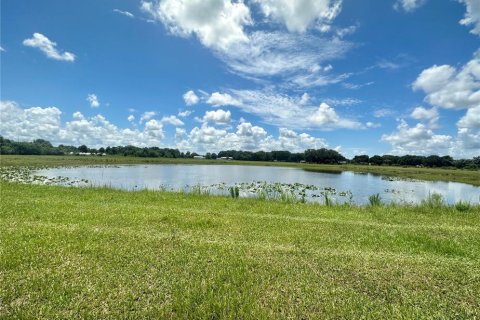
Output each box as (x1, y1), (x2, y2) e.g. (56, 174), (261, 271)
(1, 181), (480, 319)
(1, 155), (479, 186)
(1, 155), (479, 318)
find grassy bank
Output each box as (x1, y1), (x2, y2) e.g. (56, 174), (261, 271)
(304, 165), (480, 186)
(1, 155), (479, 186)
(1, 181), (479, 318)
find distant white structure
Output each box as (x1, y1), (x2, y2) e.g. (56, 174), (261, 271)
(193, 155), (205, 159)
(218, 157), (233, 160)
(73, 152), (107, 156)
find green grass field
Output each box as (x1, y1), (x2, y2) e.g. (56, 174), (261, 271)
(1, 155), (479, 186)
(1, 181), (480, 319)
(1, 155), (480, 318)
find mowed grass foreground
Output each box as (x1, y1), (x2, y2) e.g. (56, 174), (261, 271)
(1, 182), (480, 319)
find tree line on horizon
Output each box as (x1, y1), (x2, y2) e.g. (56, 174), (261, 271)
(0, 136), (479, 169)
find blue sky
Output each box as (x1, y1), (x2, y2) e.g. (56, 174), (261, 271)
(1, 0), (479, 158)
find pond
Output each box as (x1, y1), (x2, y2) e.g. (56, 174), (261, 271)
(33, 164), (480, 205)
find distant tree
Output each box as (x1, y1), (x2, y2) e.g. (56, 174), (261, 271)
(382, 155), (399, 166)
(271, 151), (291, 162)
(398, 155), (423, 166)
(289, 152), (304, 162)
(78, 145), (88, 153)
(473, 156), (480, 166)
(454, 159), (472, 169)
(351, 155), (369, 164)
(2, 135), (478, 168)
(369, 155), (383, 166)
(305, 148), (345, 164)
(424, 155), (442, 167)
(440, 156), (454, 167)
(33, 139), (53, 149)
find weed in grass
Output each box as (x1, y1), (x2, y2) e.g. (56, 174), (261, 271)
(368, 193), (383, 207)
(279, 190), (297, 203)
(190, 184), (211, 196)
(229, 186), (240, 199)
(455, 200), (471, 212)
(421, 192), (445, 208)
(323, 193), (334, 206)
(235, 186), (240, 198)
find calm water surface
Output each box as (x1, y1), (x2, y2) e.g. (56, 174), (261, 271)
(35, 164), (480, 205)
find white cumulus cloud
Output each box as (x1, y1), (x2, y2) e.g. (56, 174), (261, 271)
(161, 115), (184, 126)
(23, 33), (75, 62)
(308, 103), (340, 126)
(455, 106), (480, 152)
(236, 121), (267, 137)
(308, 103), (363, 129)
(206, 92), (241, 107)
(252, 0), (342, 33)
(188, 123), (228, 145)
(202, 109), (231, 124)
(0, 101), (165, 148)
(177, 122), (328, 153)
(1, 100), (339, 155)
(412, 51), (480, 109)
(457, 105), (480, 128)
(381, 120), (453, 156)
(0, 101), (63, 142)
(459, 0), (480, 36)
(410, 106), (439, 127)
(141, 0), (252, 51)
(140, 111), (157, 123)
(456, 127), (480, 152)
(178, 110), (193, 117)
(183, 90), (199, 106)
(86, 94), (100, 108)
